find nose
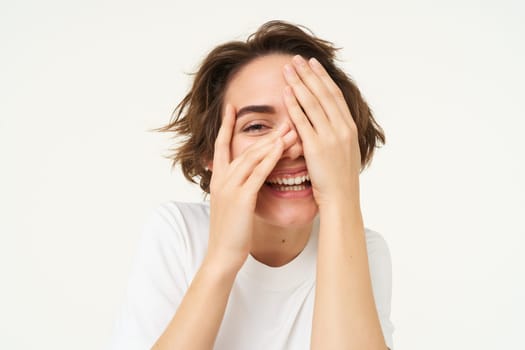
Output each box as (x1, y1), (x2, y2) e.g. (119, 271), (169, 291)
(281, 122), (304, 160)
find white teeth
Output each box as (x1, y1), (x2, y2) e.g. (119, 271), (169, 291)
(267, 173), (310, 185)
(276, 185), (306, 192)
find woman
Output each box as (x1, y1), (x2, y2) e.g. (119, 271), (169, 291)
(110, 20), (394, 350)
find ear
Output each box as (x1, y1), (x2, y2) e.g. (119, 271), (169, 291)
(205, 160), (213, 172)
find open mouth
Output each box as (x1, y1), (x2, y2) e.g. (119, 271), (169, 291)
(265, 174), (312, 192)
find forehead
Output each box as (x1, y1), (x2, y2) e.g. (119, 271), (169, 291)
(224, 54), (293, 105)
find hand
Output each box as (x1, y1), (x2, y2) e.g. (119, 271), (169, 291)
(206, 104), (297, 271)
(282, 55), (362, 209)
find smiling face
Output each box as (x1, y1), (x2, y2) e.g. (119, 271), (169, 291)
(223, 54), (318, 228)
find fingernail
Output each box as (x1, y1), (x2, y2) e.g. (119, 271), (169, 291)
(293, 55), (305, 66)
(309, 57), (321, 69)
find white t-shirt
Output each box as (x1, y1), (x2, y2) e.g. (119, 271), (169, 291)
(108, 201), (394, 349)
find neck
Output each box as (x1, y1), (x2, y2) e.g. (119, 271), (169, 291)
(250, 217), (313, 267)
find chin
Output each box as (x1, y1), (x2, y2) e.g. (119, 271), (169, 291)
(254, 196), (318, 229)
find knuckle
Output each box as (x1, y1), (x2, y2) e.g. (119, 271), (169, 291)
(319, 89), (331, 101)
(291, 105), (304, 116)
(230, 156), (242, 168)
(290, 81), (303, 90)
(303, 69), (315, 80)
(330, 85), (344, 99)
(241, 191), (256, 203)
(348, 123), (358, 135)
(301, 99), (316, 111)
(252, 166), (266, 177)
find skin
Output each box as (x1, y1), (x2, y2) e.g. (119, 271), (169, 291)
(152, 54), (387, 349)
(222, 54), (318, 267)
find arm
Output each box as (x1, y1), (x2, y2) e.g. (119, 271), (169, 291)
(283, 55), (388, 349)
(151, 256), (237, 349)
(312, 202), (386, 349)
(152, 105), (297, 350)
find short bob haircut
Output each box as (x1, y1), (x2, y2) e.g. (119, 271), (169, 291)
(154, 20), (385, 193)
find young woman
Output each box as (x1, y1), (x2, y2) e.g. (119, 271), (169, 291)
(110, 20), (394, 350)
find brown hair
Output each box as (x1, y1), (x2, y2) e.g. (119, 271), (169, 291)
(153, 20), (385, 193)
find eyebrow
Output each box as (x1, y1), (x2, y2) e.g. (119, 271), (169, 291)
(236, 105), (275, 119)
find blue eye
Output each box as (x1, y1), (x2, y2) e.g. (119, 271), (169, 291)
(243, 123), (268, 133)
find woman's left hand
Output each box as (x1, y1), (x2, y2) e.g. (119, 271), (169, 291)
(282, 55), (362, 209)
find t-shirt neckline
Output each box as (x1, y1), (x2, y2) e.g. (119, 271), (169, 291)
(238, 216), (319, 291)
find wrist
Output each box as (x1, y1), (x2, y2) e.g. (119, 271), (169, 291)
(315, 176), (360, 210)
(203, 250), (246, 280)
(318, 197), (364, 230)
(318, 192), (361, 214)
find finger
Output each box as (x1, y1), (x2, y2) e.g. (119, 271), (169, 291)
(228, 125), (290, 183)
(244, 138), (285, 192)
(281, 127), (298, 149)
(283, 85), (316, 142)
(274, 121), (291, 138)
(213, 104), (236, 171)
(283, 62), (329, 134)
(229, 137), (281, 185)
(292, 55), (347, 129)
(308, 57), (356, 129)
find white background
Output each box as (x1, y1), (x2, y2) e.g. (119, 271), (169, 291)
(1, 0), (524, 349)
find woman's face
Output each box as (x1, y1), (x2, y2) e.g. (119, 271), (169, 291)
(222, 54), (318, 228)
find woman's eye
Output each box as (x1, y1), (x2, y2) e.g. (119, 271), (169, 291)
(242, 123), (268, 133)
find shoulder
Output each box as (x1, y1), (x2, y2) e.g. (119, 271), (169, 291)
(364, 228), (394, 348)
(141, 200), (210, 271)
(363, 228), (391, 259)
(109, 202), (211, 348)
(146, 200), (210, 226)
(142, 201), (210, 239)
(363, 227), (393, 298)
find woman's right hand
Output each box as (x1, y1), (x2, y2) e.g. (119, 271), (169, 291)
(205, 104), (296, 273)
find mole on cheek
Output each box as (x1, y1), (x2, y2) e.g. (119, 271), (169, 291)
(281, 239), (286, 243)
